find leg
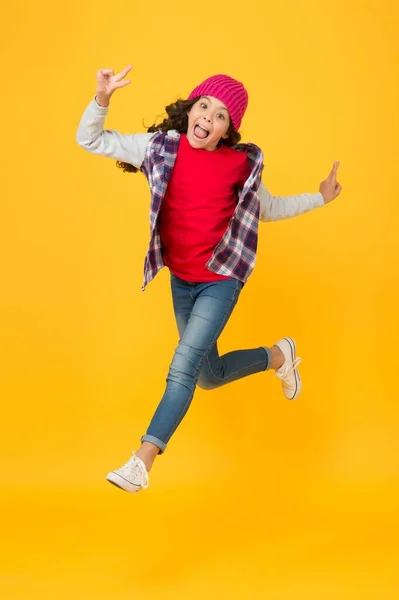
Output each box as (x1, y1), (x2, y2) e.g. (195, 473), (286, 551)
(169, 274), (275, 392)
(197, 343), (269, 390)
(197, 343), (285, 390)
(140, 277), (243, 459)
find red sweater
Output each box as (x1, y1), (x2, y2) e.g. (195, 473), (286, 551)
(159, 134), (251, 282)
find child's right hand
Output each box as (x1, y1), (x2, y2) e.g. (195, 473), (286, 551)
(95, 65), (132, 106)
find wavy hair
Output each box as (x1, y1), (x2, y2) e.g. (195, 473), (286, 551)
(116, 97), (241, 173)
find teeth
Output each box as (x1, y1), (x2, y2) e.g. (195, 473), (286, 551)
(194, 125), (210, 140)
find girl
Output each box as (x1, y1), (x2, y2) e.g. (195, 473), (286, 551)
(76, 65), (342, 494)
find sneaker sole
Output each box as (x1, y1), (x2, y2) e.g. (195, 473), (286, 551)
(278, 337), (302, 400)
(106, 471), (142, 493)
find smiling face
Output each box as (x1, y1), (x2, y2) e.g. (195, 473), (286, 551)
(186, 96), (231, 151)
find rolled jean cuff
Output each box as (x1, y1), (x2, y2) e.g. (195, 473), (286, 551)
(262, 346), (272, 370)
(141, 434), (167, 455)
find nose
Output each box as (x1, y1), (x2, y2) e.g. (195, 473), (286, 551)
(203, 115), (211, 123)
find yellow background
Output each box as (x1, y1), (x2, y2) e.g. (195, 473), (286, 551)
(1, 0), (398, 597)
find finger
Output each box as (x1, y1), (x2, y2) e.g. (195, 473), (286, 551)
(114, 79), (131, 89)
(335, 183), (342, 196)
(115, 64), (133, 81)
(99, 68), (114, 76)
(327, 161), (340, 182)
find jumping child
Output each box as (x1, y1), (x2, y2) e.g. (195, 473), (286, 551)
(76, 64), (342, 493)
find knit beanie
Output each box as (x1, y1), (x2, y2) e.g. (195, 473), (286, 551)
(188, 74), (248, 131)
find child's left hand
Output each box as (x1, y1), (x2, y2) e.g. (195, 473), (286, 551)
(319, 161), (342, 204)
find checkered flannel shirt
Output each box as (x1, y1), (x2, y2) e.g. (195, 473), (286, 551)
(140, 130), (264, 290)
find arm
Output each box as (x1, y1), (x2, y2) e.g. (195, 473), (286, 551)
(76, 98), (155, 168)
(259, 162), (342, 222)
(259, 182), (324, 222)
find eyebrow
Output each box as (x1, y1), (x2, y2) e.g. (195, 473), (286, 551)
(200, 96), (229, 112)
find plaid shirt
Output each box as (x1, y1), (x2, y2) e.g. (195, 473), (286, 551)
(140, 130), (264, 290)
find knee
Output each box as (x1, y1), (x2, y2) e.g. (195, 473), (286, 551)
(197, 373), (219, 391)
(197, 360), (223, 390)
(168, 344), (201, 385)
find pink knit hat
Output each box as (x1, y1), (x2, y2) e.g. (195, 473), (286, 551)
(188, 74), (248, 131)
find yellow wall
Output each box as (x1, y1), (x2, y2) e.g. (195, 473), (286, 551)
(1, 0), (398, 597)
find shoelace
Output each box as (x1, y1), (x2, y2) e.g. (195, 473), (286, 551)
(119, 452), (149, 489)
(275, 357), (302, 389)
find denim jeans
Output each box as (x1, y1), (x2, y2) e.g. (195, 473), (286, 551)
(141, 274), (271, 453)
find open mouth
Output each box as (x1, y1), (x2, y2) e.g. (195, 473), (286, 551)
(193, 124), (210, 140)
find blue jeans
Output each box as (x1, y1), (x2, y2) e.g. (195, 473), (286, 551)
(141, 275), (271, 453)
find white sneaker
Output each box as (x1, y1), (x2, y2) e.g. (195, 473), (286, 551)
(106, 453), (149, 493)
(274, 337), (302, 400)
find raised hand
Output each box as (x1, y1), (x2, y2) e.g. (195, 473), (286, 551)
(319, 161), (342, 204)
(95, 64), (132, 106)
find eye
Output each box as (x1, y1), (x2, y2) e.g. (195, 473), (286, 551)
(200, 102), (207, 109)
(217, 113), (225, 120)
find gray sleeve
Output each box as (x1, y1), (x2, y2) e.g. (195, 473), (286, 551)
(259, 181), (325, 222)
(76, 99), (155, 168)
